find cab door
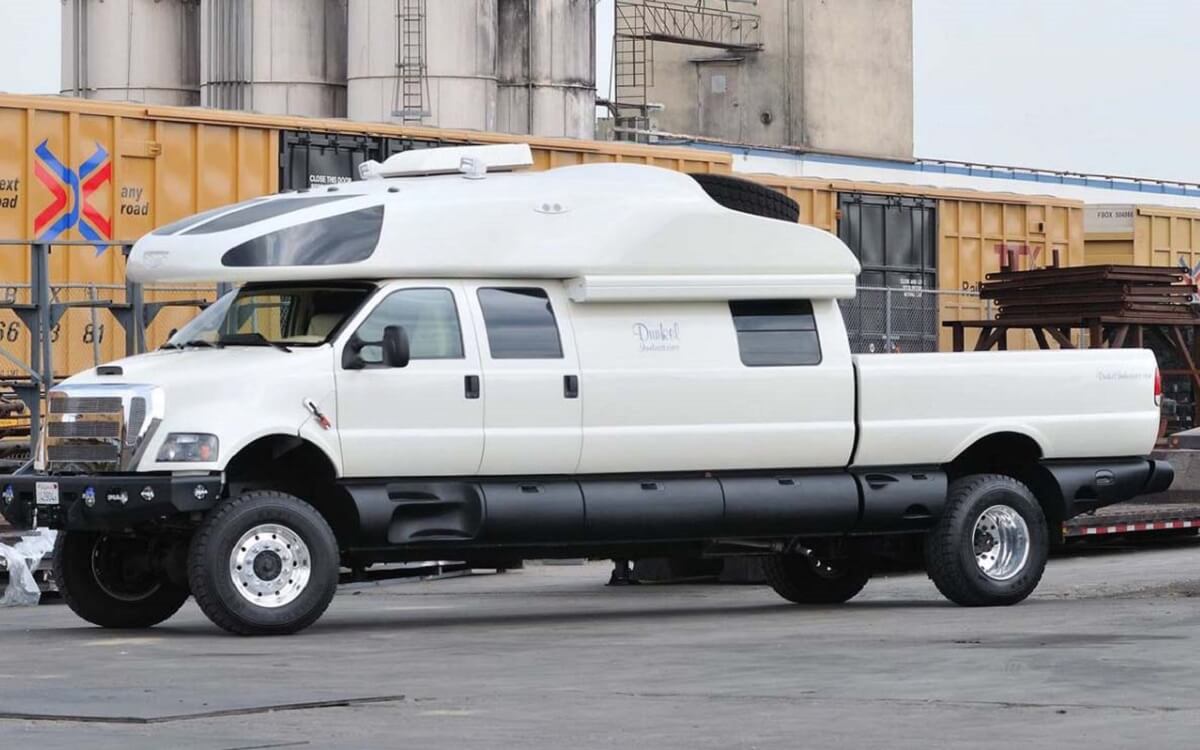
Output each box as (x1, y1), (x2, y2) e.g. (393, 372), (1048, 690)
(335, 281), (484, 477)
(463, 282), (583, 475)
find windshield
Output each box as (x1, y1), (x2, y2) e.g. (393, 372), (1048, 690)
(166, 285), (372, 348)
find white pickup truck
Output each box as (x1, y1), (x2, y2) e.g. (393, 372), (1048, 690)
(0, 145), (1172, 635)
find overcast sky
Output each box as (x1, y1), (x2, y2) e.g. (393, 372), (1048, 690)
(5, 0), (1198, 182)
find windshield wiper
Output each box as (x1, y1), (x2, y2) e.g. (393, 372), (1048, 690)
(159, 339), (216, 351)
(216, 332), (291, 353)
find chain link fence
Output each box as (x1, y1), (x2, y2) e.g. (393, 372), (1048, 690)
(841, 286), (996, 354)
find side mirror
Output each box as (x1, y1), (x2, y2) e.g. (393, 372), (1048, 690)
(341, 334), (367, 370)
(381, 325), (410, 368)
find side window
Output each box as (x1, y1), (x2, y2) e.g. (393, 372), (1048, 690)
(353, 288), (464, 364)
(477, 287), (564, 359)
(729, 300), (822, 366)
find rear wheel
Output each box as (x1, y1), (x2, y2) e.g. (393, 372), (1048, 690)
(54, 531), (190, 629)
(925, 474), (1048, 606)
(763, 551), (870, 604)
(188, 491), (339, 636)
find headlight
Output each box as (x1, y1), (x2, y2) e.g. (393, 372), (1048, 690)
(156, 433), (219, 462)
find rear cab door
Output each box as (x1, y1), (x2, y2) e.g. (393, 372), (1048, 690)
(463, 281), (583, 475)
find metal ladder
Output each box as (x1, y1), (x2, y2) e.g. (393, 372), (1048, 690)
(392, 0), (428, 122)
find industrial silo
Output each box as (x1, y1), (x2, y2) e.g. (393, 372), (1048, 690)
(200, 0), (348, 117)
(497, 0), (595, 139)
(62, 0), (201, 105)
(347, 0), (500, 131)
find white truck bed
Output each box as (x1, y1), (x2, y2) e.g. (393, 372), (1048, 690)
(852, 349), (1160, 467)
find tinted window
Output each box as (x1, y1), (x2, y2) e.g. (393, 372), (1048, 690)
(152, 197), (270, 235)
(184, 195), (353, 235)
(477, 288), (563, 359)
(221, 205), (384, 267)
(353, 288), (463, 363)
(730, 300), (821, 366)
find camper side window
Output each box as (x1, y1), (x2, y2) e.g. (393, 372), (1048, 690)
(477, 288), (564, 359)
(729, 300), (822, 366)
(353, 288), (464, 362)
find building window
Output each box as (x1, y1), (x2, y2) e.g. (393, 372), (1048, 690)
(353, 288), (464, 363)
(477, 288), (564, 359)
(729, 300), (821, 366)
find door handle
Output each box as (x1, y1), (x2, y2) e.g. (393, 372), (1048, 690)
(464, 374), (480, 399)
(563, 374), (579, 399)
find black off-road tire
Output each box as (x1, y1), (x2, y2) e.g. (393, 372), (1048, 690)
(763, 553), (871, 604)
(188, 491), (338, 636)
(54, 531), (190, 629)
(689, 173), (801, 222)
(925, 474), (1049, 607)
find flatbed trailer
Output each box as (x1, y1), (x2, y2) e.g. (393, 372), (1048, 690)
(1064, 502), (1200, 538)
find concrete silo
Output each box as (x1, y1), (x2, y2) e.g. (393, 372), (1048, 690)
(347, 0), (500, 131)
(347, 0), (594, 137)
(497, 0), (595, 139)
(62, 0), (201, 105)
(201, 0), (348, 117)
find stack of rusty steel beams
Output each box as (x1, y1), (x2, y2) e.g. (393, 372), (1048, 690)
(980, 265), (1198, 323)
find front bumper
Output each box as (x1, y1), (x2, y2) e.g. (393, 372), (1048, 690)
(0, 473), (223, 531)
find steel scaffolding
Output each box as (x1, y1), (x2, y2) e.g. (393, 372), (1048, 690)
(613, 0), (762, 138)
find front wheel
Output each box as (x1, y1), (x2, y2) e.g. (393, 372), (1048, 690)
(188, 491), (339, 635)
(763, 551), (871, 604)
(925, 474), (1049, 606)
(54, 531), (191, 629)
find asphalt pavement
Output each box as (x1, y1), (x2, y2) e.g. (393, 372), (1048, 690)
(3, 540), (1200, 749)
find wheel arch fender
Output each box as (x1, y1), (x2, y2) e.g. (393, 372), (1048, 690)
(944, 430), (1062, 529)
(221, 426), (341, 477)
(222, 433), (359, 547)
(945, 428), (1048, 472)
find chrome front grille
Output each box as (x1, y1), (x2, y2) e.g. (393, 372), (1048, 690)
(127, 396), (147, 443)
(47, 421), (122, 439)
(46, 392), (127, 471)
(46, 443), (122, 463)
(40, 385), (161, 473)
(49, 396), (124, 414)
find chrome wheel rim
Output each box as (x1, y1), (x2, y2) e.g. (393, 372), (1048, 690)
(972, 504), (1030, 581)
(229, 524), (311, 608)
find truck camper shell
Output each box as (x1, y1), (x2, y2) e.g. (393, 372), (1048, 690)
(127, 146), (861, 301)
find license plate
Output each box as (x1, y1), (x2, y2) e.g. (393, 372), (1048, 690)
(35, 481), (59, 506)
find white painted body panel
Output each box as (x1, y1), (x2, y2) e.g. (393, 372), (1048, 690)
(570, 298), (855, 473)
(127, 162), (860, 285)
(852, 349), (1161, 466)
(63, 347), (342, 475)
(57, 300), (1160, 479)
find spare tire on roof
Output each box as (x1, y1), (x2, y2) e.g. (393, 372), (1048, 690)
(689, 173), (801, 223)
